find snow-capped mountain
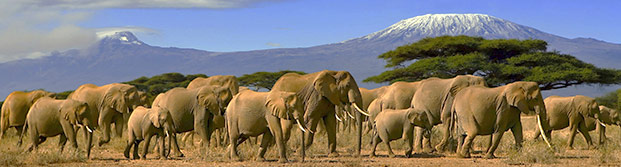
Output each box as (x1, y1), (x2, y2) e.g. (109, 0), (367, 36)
(0, 14), (620, 100)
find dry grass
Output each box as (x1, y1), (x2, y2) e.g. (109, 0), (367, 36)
(0, 116), (620, 166)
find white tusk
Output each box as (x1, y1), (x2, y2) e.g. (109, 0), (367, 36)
(346, 111), (355, 119)
(600, 122), (607, 127)
(335, 114), (342, 122)
(165, 131), (170, 137)
(296, 119), (307, 133)
(86, 126), (93, 133)
(353, 103), (370, 116)
(537, 116), (552, 148)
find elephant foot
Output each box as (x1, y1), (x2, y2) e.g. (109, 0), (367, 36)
(483, 153), (496, 159)
(141, 156), (147, 160)
(231, 155), (242, 162)
(565, 146), (574, 150)
(435, 144), (445, 153)
(457, 152), (470, 158)
(255, 157), (266, 162)
(423, 147), (436, 153)
(369, 153), (376, 158)
(388, 153), (395, 158)
(328, 152), (339, 157)
(174, 152), (185, 158)
(278, 158), (288, 163)
(405, 152), (412, 158)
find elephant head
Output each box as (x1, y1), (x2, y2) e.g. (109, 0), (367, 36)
(332, 71), (367, 117)
(100, 89), (130, 114)
(266, 91), (311, 132)
(151, 106), (176, 135)
(62, 99), (95, 131)
(573, 95), (600, 119)
(441, 75), (487, 115)
(407, 108), (432, 130)
(599, 106), (621, 125)
(196, 86), (230, 129)
(504, 81), (551, 147)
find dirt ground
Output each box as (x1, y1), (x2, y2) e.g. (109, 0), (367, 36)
(2, 116), (620, 166)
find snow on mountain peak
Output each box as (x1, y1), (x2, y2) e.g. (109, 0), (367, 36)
(97, 31), (144, 45)
(357, 13), (545, 41)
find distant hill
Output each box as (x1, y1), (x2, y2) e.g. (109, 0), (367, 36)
(1, 14), (620, 100)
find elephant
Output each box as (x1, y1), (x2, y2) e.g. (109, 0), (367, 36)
(452, 81), (551, 159)
(226, 90), (311, 162)
(151, 85), (231, 157)
(272, 70), (368, 156)
(68, 83), (135, 146)
(1, 90), (55, 139)
(578, 105), (621, 144)
(19, 97), (96, 158)
(406, 75), (487, 153)
(370, 108), (432, 158)
(124, 106), (175, 160)
(532, 95), (601, 149)
(359, 87), (388, 110)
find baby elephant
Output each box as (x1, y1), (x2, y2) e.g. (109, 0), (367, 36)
(370, 108), (431, 158)
(125, 106), (175, 160)
(20, 97), (94, 154)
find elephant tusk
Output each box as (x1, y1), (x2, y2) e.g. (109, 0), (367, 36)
(600, 122), (607, 127)
(335, 114), (342, 122)
(346, 110), (355, 119)
(353, 103), (370, 116)
(537, 116), (552, 148)
(296, 119), (307, 133)
(86, 126), (93, 133)
(165, 131), (170, 137)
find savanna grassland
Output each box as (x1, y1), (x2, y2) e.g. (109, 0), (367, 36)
(0, 115), (619, 166)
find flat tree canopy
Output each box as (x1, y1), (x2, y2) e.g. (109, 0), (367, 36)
(365, 35), (621, 90)
(239, 70), (307, 91)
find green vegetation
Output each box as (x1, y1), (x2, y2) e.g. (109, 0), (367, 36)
(122, 72), (208, 103)
(595, 89), (621, 110)
(238, 70), (307, 91)
(365, 35), (621, 90)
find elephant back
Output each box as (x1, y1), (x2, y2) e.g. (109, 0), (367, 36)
(187, 75), (239, 95)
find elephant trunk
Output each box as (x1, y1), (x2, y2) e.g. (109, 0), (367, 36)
(295, 118), (310, 162)
(86, 130), (93, 159)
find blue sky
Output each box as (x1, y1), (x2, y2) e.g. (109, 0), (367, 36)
(1, 0), (619, 61)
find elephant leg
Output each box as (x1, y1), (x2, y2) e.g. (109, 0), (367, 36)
(133, 140), (141, 160)
(227, 128), (241, 161)
(98, 121), (112, 146)
(422, 129), (434, 153)
(577, 122), (593, 149)
(484, 131), (505, 159)
(280, 119), (293, 143)
(324, 114), (339, 157)
(458, 134), (475, 158)
(60, 121), (78, 149)
(194, 113), (213, 157)
(385, 140), (395, 158)
(414, 127), (424, 152)
(405, 129), (414, 158)
(267, 115), (288, 163)
(436, 123), (452, 152)
(170, 133), (184, 157)
(303, 118), (320, 149)
(124, 134), (135, 159)
(58, 134), (67, 153)
(114, 116), (123, 138)
(257, 132), (274, 161)
(456, 134), (465, 155)
(14, 125), (24, 138)
(142, 134), (153, 159)
(369, 132), (381, 157)
(532, 126), (541, 140)
(567, 124), (579, 150)
(510, 122), (523, 149)
(596, 124), (606, 145)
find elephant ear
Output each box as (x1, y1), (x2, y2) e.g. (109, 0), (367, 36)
(407, 108), (428, 126)
(505, 85), (529, 113)
(62, 100), (79, 125)
(150, 110), (161, 128)
(314, 72), (340, 106)
(99, 89), (117, 113)
(265, 92), (292, 120)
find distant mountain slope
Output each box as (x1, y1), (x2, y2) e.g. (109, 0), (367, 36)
(1, 14), (619, 100)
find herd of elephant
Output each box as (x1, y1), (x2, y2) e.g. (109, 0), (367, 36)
(0, 70), (619, 163)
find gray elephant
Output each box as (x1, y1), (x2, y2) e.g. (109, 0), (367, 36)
(533, 95), (600, 149)
(366, 80), (430, 135)
(370, 108), (432, 158)
(152, 85), (231, 157)
(124, 106), (175, 160)
(408, 75), (487, 153)
(19, 97), (96, 158)
(68, 83), (134, 146)
(452, 81), (551, 159)
(272, 70), (368, 156)
(226, 90), (311, 162)
(1, 90), (55, 139)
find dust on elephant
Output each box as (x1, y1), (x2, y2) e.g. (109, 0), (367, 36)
(272, 70), (368, 156)
(152, 85), (231, 157)
(68, 83), (134, 146)
(125, 106), (175, 160)
(452, 81), (550, 159)
(533, 95), (600, 149)
(406, 75), (487, 153)
(370, 108), (432, 158)
(1, 90), (55, 139)
(19, 97), (96, 158)
(226, 90), (311, 162)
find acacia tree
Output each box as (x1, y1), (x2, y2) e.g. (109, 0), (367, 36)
(365, 35), (621, 90)
(238, 70), (307, 91)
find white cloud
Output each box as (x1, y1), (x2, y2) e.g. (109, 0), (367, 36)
(266, 42), (282, 47)
(0, 0), (280, 63)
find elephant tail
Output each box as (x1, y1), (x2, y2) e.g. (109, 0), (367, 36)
(0, 100), (10, 135)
